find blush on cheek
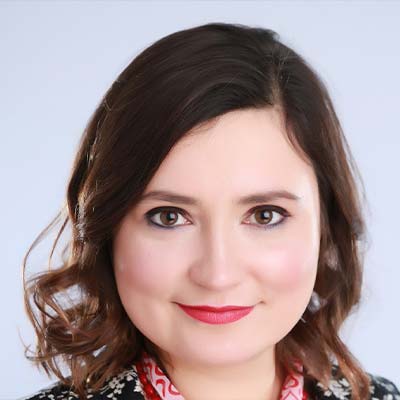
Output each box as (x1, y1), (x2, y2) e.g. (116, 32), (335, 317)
(258, 242), (317, 292)
(113, 218), (190, 306)
(114, 242), (166, 293)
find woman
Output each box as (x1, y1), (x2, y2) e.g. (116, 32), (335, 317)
(21, 22), (399, 400)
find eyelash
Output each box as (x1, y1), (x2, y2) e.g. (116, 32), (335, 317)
(144, 205), (290, 231)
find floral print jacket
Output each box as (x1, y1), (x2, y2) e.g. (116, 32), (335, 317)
(20, 364), (400, 400)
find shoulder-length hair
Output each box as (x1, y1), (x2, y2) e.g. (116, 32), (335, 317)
(23, 22), (371, 399)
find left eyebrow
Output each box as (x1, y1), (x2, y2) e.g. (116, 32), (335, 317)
(138, 189), (301, 206)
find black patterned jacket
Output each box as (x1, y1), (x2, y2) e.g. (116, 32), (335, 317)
(20, 364), (400, 400)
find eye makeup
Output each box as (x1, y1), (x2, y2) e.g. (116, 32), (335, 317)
(144, 205), (291, 231)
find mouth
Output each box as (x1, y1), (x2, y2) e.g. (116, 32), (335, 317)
(175, 303), (255, 325)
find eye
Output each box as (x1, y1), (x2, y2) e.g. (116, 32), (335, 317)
(245, 205), (290, 230)
(145, 205), (290, 230)
(145, 207), (189, 229)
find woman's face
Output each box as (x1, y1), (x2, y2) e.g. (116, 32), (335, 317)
(112, 107), (320, 367)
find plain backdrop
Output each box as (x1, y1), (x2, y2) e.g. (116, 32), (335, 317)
(1, 1), (399, 398)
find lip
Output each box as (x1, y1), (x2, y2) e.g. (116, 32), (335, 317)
(176, 303), (255, 325)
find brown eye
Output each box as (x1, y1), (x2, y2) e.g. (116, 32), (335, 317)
(159, 210), (179, 226)
(254, 209), (272, 224)
(146, 207), (188, 229)
(248, 206), (289, 230)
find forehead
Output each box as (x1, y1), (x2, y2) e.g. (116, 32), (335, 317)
(144, 107), (316, 203)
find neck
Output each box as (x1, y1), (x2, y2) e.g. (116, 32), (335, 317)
(159, 347), (285, 400)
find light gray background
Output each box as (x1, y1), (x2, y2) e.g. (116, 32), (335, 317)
(1, 1), (399, 398)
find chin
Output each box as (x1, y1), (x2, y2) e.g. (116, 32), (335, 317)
(171, 333), (275, 367)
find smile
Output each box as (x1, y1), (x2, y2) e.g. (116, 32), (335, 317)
(176, 303), (255, 324)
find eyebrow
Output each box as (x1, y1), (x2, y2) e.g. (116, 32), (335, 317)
(138, 189), (301, 206)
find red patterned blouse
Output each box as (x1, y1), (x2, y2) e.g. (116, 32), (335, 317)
(135, 351), (308, 400)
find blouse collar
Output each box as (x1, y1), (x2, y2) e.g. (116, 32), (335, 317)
(139, 352), (306, 400)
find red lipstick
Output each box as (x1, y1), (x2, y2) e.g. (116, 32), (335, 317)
(176, 303), (255, 324)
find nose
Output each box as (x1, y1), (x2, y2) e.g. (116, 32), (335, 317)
(188, 220), (243, 291)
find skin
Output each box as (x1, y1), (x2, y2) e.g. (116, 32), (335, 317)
(112, 106), (321, 400)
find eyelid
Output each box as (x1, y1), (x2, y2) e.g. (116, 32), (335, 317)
(145, 206), (190, 227)
(144, 205), (290, 230)
(245, 205), (290, 229)
(247, 204), (290, 217)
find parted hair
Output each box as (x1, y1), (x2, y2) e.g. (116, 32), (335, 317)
(23, 22), (371, 399)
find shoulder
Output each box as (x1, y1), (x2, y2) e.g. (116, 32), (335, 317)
(310, 364), (400, 400)
(368, 373), (400, 399)
(19, 365), (145, 400)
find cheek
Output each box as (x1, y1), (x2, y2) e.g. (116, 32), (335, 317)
(112, 223), (181, 296)
(254, 233), (319, 294)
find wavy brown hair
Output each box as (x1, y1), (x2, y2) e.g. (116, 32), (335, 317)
(23, 22), (372, 399)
